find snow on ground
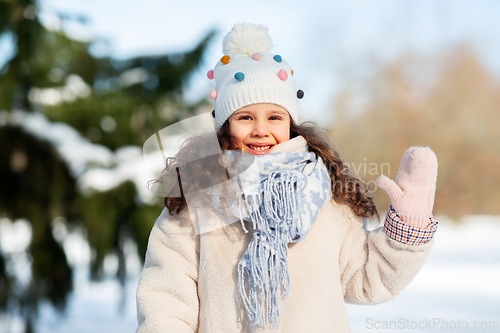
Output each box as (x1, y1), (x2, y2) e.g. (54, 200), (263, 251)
(1, 216), (499, 333)
(346, 215), (500, 333)
(35, 268), (139, 333)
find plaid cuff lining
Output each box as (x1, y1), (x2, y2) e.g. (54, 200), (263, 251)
(384, 206), (438, 245)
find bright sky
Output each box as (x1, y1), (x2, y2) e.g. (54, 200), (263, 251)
(3, 0), (500, 125)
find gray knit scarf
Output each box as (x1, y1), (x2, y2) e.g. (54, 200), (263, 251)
(218, 138), (332, 328)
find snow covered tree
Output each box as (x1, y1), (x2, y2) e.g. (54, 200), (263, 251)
(0, 1), (213, 331)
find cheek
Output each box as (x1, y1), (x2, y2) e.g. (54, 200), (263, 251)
(229, 123), (246, 144)
(276, 122), (291, 143)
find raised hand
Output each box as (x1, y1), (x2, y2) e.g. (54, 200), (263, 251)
(376, 147), (438, 228)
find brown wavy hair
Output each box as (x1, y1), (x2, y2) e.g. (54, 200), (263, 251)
(160, 118), (378, 219)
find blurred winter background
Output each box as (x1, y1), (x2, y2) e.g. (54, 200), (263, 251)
(1, 0), (499, 332)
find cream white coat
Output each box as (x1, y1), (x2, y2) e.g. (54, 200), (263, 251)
(136, 197), (434, 332)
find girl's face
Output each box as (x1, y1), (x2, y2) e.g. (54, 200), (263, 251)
(228, 103), (291, 155)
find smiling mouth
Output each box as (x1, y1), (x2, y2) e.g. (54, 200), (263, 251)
(246, 144), (273, 153)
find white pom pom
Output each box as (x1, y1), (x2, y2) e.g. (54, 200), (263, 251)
(222, 23), (273, 55)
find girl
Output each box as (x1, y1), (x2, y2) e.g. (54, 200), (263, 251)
(136, 23), (438, 333)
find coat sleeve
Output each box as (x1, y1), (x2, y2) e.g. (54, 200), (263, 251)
(339, 207), (435, 305)
(136, 208), (200, 333)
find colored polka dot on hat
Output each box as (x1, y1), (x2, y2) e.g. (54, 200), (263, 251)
(252, 53), (261, 61)
(234, 72), (245, 82)
(278, 70), (288, 81)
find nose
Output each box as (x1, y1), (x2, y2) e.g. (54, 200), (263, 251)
(251, 119), (270, 138)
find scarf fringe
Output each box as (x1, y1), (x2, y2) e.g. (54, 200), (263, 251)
(237, 171), (302, 328)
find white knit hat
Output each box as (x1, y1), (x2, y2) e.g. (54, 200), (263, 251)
(207, 23), (302, 131)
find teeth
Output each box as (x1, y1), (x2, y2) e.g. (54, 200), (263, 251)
(249, 145), (271, 151)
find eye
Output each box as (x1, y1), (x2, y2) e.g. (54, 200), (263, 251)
(269, 115), (282, 120)
(238, 115), (252, 120)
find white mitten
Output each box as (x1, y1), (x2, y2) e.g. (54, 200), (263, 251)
(376, 147), (438, 228)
